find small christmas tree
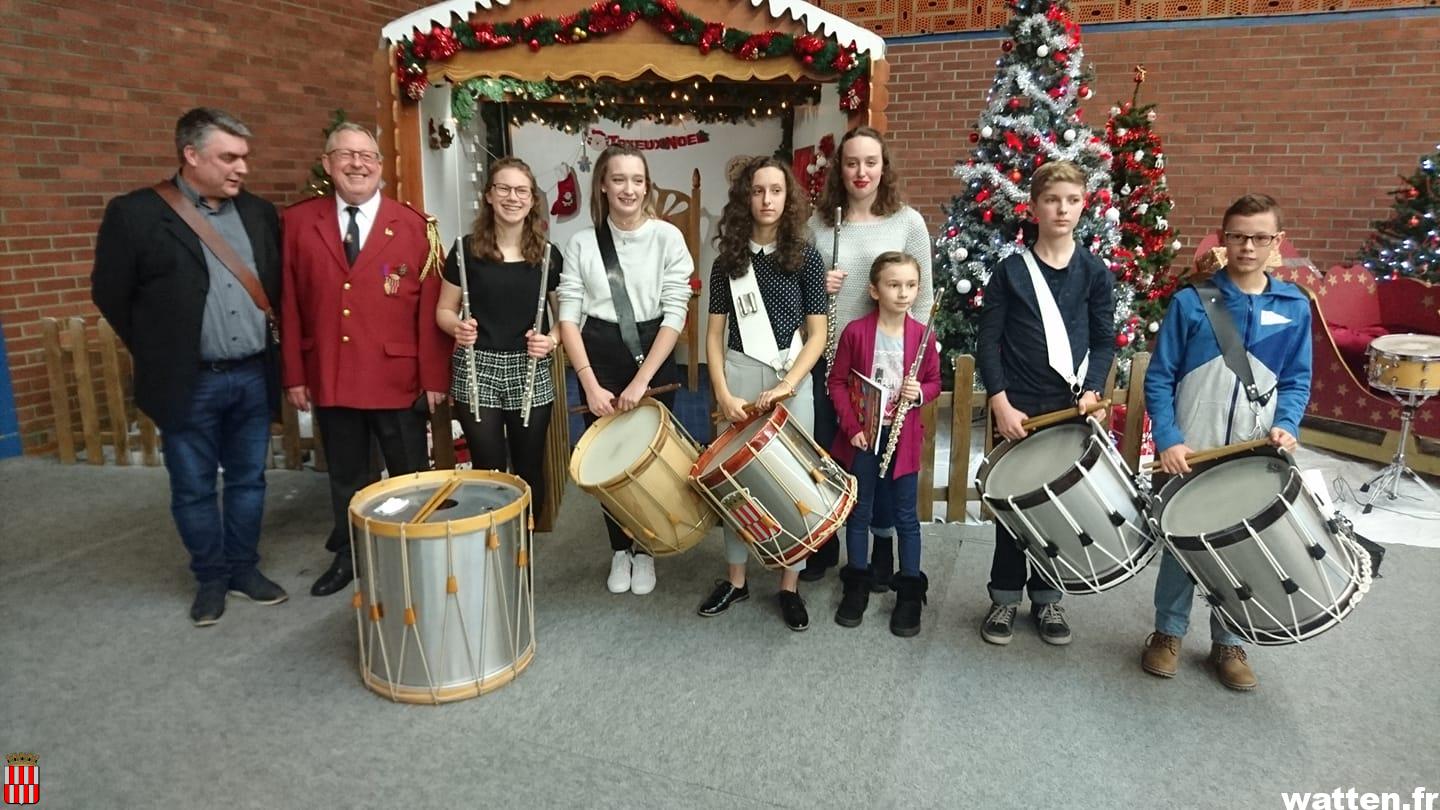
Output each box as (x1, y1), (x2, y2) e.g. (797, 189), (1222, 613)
(303, 109), (350, 198)
(1358, 143), (1440, 283)
(1104, 66), (1183, 381)
(933, 0), (1120, 373)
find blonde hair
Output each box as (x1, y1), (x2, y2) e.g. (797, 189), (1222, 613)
(1030, 161), (1087, 198)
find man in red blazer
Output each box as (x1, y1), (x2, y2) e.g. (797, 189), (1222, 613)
(280, 122), (450, 596)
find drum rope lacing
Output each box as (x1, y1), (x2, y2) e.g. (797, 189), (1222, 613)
(1175, 467), (1372, 645)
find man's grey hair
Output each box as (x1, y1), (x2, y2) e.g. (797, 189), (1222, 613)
(324, 122), (381, 154)
(174, 107), (252, 162)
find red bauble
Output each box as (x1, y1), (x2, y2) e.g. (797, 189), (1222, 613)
(1002, 40), (1014, 52)
(982, 209), (993, 223)
(1409, 216), (1422, 227)
(1027, 134), (1041, 148)
(803, 54), (813, 65)
(1116, 333), (1130, 348)
(975, 188), (991, 204)
(947, 226), (958, 237)
(610, 2), (622, 13)
(1015, 202), (1028, 216)
(1009, 169), (1023, 183)
(528, 38), (541, 51)
(969, 131), (980, 144)
(1405, 187), (1420, 199)
(699, 42), (711, 54)
(1034, 155), (1045, 167)
(1007, 98), (1023, 110)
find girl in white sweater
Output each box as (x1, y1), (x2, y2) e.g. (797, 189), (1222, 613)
(557, 144), (693, 596)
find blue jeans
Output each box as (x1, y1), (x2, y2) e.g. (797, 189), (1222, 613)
(160, 359), (271, 585)
(1153, 549), (1244, 646)
(843, 427), (922, 576)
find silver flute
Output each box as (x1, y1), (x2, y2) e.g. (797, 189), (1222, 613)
(878, 286), (946, 478)
(520, 240), (552, 428)
(455, 236), (482, 422)
(823, 205), (842, 368)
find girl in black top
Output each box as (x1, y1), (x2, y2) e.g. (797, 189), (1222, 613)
(436, 157), (561, 513)
(696, 157), (828, 631)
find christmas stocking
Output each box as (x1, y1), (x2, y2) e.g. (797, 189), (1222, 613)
(551, 166), (579, 219)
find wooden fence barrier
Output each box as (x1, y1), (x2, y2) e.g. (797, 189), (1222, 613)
(914, 352), (1151, 523)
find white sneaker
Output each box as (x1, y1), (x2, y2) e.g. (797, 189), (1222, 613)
(630, 553), (656, 595)
(607, 550), (632, 594)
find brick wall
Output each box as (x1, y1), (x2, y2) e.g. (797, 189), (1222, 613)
(0, 0), (413, 453)
(2, 1), (1438, 455)
(884, 12), (1440, 273)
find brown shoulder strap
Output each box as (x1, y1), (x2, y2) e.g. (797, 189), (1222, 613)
(152, 181), (275, 324)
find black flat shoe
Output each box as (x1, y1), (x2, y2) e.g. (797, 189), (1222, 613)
(697, 580), (749, 616)
(310, 553), (354, 597)
(778, 590), (809, 632)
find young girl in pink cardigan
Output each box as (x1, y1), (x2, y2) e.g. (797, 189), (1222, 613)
(826, 251), (941, 636)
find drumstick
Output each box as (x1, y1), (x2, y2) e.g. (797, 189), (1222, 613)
(568, 383), (683, 414)
(1019, 398), (1112, 432)
(1142, 437), (1272, 473)
(709, 389), (797, 422)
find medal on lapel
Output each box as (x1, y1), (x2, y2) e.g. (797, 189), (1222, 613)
(384, 263), (408, 296)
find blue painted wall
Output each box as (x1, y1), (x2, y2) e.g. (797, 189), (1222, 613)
(0, 321), (20, 459)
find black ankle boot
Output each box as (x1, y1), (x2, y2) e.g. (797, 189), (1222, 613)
(870, 536), (895, 593)
(834, 566), (872, 627)
(890, 572), (928, 638)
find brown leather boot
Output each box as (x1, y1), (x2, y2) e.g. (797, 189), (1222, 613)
(1141, 632), (1182, 678)
(1209, 644), (1258, 691)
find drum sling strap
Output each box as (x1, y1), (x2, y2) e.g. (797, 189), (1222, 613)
(151, 180), (278, 343)
(595, 221), (646, 367)
(1192, 280), (1273, 406)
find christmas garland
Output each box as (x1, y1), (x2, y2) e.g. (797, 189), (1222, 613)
(395, 0), (869, 112)
(452, 76), (821, 129)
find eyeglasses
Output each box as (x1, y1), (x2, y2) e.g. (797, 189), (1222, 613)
(327, 149), (381, 165)
(490, 183), (533, 200)
(1223, 232), (1279, 247)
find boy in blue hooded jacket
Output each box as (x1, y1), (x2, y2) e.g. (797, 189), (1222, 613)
(1140, 194), (1312, 691)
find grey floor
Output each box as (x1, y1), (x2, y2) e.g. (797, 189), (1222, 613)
(1, 456), (1436, 809)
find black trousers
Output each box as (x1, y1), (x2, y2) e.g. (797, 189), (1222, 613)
(581, 317), (678, 554)
(456, 403), (553, 517)
(986, 392), (1075, 601)
(315, 405), (429, 554)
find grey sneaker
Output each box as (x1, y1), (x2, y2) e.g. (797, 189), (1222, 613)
(1031, 602), (1072, 646)
(981, 602), (1018, 645)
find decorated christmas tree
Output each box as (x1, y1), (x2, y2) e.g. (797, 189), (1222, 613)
(1104, 66), (1183, 380)
(1358, 143), (1440, 283)
(932, 0), (1120, 372)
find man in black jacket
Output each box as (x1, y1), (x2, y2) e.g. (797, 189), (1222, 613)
(92, 107), (287, 627)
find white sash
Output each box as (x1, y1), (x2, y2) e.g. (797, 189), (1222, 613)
(1021, 248), (1089, 394)
(729, 252), (803, 374)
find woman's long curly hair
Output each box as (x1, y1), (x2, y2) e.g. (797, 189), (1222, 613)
(713, 156), (811, 279)
(813, 126), (904, 228)
(469, 157), (550, 266)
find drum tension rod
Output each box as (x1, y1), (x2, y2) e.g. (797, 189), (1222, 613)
(1076, 531), (1095, 547)
(1107, 511), (1127, 527)
(1281, 578), (1300, 595)
(1307, 545), (1327, 560)
(1234, 585), (1253, 601)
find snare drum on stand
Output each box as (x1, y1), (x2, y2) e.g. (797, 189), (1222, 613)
(350, 470), (535, 704)
(1361, 333), (1440, 512)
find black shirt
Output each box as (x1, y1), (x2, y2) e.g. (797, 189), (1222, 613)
(977, 246), (1115, 408)
(708, 243), (827, 353)
(443, 236), (562, 352)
